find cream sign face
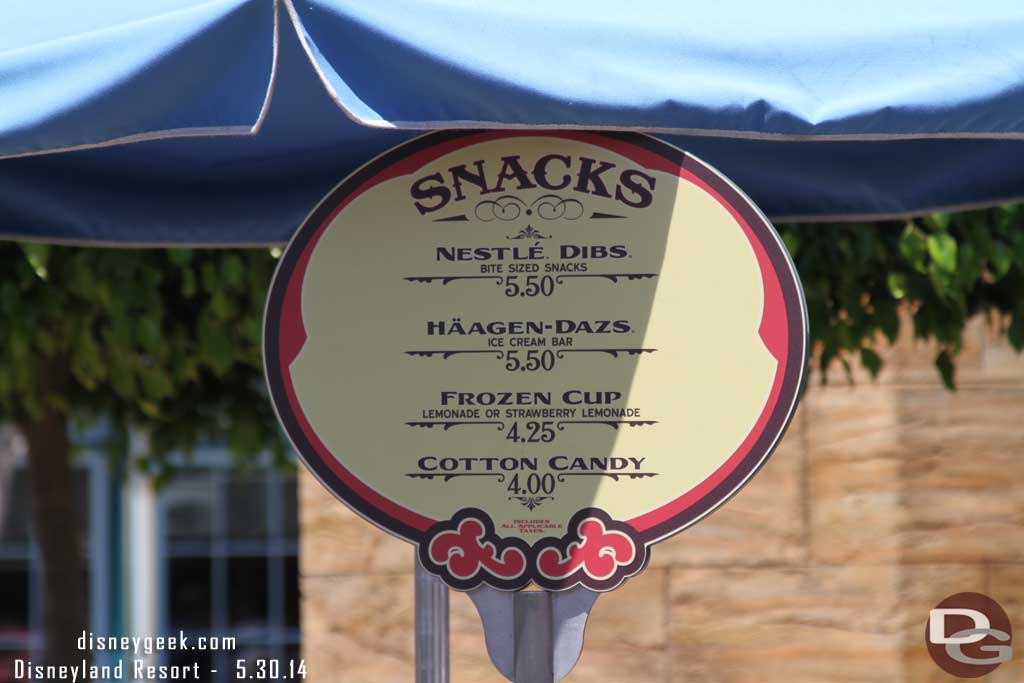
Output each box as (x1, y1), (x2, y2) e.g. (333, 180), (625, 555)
(264, 132), (808, 591)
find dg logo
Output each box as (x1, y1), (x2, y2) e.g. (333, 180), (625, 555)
(926, 592), (1013, 678)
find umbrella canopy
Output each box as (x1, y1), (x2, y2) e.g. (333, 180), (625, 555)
(2, 0), (1023, 245)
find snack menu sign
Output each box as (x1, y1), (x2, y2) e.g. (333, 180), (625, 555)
(263, 131), (808, 591)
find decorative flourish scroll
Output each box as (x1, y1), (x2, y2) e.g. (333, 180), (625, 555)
(405, 421), (505, 432)
(474, 194), (585, 222)
(420, 508), (648, 591)
(420, 510), (530, 587)
(556, 472), (659, 482)
(401, 273), (657, 293)
(404, 275), (504, 286)
(556, 420), (658, 431)
(403, 348), (655, 368)
(536, 514), (641, 582)
(509, 496), (553, 511)
(556, 348), (657, 358)
(406, 472), (507, 483)
(507, 225), (550, 240)
(554, 273), (658, 284)
(404, 349), (503, 359)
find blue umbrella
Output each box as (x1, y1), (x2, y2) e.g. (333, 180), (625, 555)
(5, 3), (1021, 679)
(2, 0), (1023, 245)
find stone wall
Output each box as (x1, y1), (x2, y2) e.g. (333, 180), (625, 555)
(300, 316), (1024, 683)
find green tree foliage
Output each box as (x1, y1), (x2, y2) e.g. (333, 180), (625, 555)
(0, 205), (1022, 667)
(5, 244), (290, 661)
(0, 244), (286, 669)
(1, 206), (1022, 444)
(779, 205), (1024, 388)
(0, 245), (285, 473)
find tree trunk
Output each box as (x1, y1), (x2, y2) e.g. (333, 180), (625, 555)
(18, 372), (89, 668)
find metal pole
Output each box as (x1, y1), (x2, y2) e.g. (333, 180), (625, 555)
(415, 555), (450, 683)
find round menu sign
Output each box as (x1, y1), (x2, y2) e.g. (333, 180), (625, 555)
(264, 131), (807, 591)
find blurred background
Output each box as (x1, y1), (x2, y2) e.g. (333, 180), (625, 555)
(1, 208), (1023, 683)
(0, 429), (299, 682)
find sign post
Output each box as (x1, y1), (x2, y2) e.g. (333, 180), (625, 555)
(263, 131), (808, 680)
(414, 557), (449, 683)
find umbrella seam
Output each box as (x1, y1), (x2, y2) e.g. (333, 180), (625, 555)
(4, 0), (1023, 161)
(251, 0), (280, 135)
(280, 0), (377, 131)
(280, 1), (1024, 142)
(0, 0), (280, 161)
(345, 119), (1024, 142)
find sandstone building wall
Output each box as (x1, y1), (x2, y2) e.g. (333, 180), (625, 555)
(300, 317), (1024, 683)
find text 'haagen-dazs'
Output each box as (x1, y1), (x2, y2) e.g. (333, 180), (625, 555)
(426, 319), (633, 336)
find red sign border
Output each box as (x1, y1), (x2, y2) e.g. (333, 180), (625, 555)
(263, 131), (809, 590)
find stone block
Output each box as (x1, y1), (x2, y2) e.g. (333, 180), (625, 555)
(806, 383), (1024, 566)
(669, 566), (903, 683)
(804, 384), (906, 564)
(299, 469), (411, 576)
(896, 565), (989, 683)
(301, 575), (414, 683)
(989, 564), (1024, 683)
(897, 388), (1024, 564)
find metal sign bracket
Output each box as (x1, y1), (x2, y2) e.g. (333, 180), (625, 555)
(468, 584), (600, 683)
